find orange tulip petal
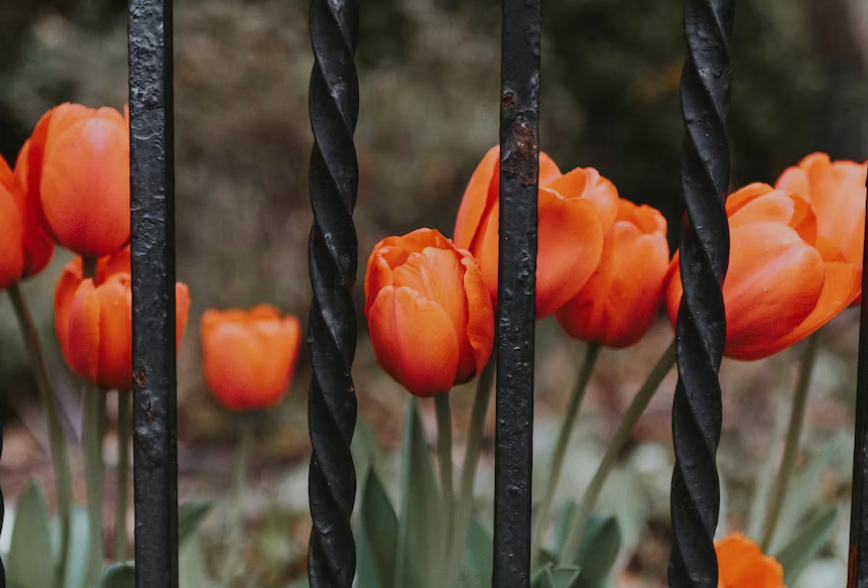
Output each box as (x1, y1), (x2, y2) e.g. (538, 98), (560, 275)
(67, 279), (101, 384)
(96, 275), (133, 390)
(175, 282), (191, 352)
(716, 533), (784, 588)
(547, 167), (619, 232)
(202, 319), (268, 409)
(536, 188), (605, 318)
(470, 203), (501, 307)
(0, 184), (24, 290)
(367, 286), (460, 396)
(461, 257), (495, 380)
(454, 146), (499, 250)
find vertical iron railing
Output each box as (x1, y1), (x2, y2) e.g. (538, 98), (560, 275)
(305, 0), (360, 587)
(848, 172), (868, 588)
(129, 1), (178, 587)
(668, 1), (734, 588)
(493, 0), (541, 586)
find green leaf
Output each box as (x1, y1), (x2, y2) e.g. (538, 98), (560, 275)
(574, 515), (621, 588)
(62, 506), (94, 588)
(100, 564), (135, 588)
(538, 568), (556, 588)
(396, 398), (444, 588)
(775, 507), (838, 588)
(178, 500), (213, 546)
(357, 469), (398, 588)
(459, 519), (494, 588)
(7, 480), (55, 588)
(554, 502), (577, 554)
(179, 532), (215, 588)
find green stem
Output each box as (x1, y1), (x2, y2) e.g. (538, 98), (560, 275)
(448, 354), (496, 576)
(531, 342), (601, 565)
(746, 357), (790, 541)
(83, 384), (105, 581)
(435, 393), (454, 542)
(115, 391), (131, 561)
(222, 418), (253, 588)
(559, 340), (676, 565)
(8, 284), (72, 584)
(760, 332), (821, 552)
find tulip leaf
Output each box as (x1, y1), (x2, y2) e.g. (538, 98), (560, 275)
(179, 532), (216, 588)
(99, 563), (135, 588)
(459, 519), (494, 588)
(554, 502), (577, 554)
(573, 515), (621, 588)
(357, 469), (398, 588)
(178, 500), (213, 546)
(396, 398), (444, 588)
(62, 506), (94, 588)
(775, 507), (838, 588)
(538, 568), (557, 588)
(7, 480), (55, 588)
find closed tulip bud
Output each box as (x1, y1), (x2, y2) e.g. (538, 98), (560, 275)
(666, 183), (861, 361)
(201, 306), (302, 411)
(22, 103), (130, 258)
(556, 200), (669, 348)
(715, 534), (783, 588)
(364, 228), (494, 396)
(454, 146), (618, 318)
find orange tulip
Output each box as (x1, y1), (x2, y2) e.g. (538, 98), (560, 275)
(200, 305), (302, 411)
(454, 146), (618, 318)
(365, 228), (495, 396)
(666, 183), (861, 361)
(556, 200), (669, 348)
(55, 247), (190, 389)
(20, 103), (130, 258)
(716, 533), (783, 588)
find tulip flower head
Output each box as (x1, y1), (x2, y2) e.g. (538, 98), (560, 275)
(715, 533), (783, 588)
(200, 305), (302, 411)
(365, 228), (495, 397)
(454, 146), (619, 318)
(666, 183), (861, 361)
(19, 103), (130, 258)
(556, 199), (669, 348)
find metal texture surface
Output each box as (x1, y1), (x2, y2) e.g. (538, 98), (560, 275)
(493, 0), (541, 585)
(128, 0), (178, 586)
(0, 419), (4, 588)
(668, 1), (734, 587)
(306, 0), (360, 586)
(849, 170), (868, 588)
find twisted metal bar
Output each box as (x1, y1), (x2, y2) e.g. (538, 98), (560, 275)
(848, 170), (868, 588)
(306, 0), (359, 586)
(0, 420), (4, 588)
(668, 1), (734, 587)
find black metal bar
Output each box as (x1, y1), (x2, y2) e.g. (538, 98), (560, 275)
(848, 169), (868, 588)
(0, 418), (4, 588)
(493, 0), (541, 585)
(128, 0), (178, 586)
(306, 0), (359, 586)
(668, 2), (734, 588)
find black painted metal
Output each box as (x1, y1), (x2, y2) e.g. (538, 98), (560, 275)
(668, 1), (734, 588)
(0, 418), (4, 588)
(128, 0), (178, 586)
(306, 0), (360, 586)
(848, 170), (868, 588)
(493, 0), (541, 585)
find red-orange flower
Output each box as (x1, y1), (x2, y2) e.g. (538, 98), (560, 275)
(365, 228), (494, 396)
(454, 146), (618, 318)
(54, 247), (190, 389)
(20, 103), (130, 258)
(556, 200), (669, 348)
(200, 305), (302, 411)
(716, 533), (784, 588)
(666, 183), (860, 361)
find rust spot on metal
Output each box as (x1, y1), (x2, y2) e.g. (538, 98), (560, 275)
(147, 402), (154, 423)
(135, 368), (148, 388)
(502, 113), (539, 187)
(502, 92), (515, 110)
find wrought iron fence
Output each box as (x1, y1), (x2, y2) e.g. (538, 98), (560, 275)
(3, 0), (868, 587)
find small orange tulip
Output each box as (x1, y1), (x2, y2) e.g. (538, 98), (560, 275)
(200, 305), (302, 411)
(454, 146), (618, 318)
(666, 183), (861, 361)
(716, 533), (784, 588)
(21, 103), (130, 258)
(365, 228), (495, 396)
(556, 200), (669, 348)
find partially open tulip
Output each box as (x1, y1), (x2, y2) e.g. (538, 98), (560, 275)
(556, 200), (669, 348)
(715, 533), (783, 588)
(454, 146), (618, 318)
(200, 305), (302, 411)
(55, 247), (190, 389)
(365, 228), (494, 396)
(20, 103), (130, 258)
(666, 183), (861, 360)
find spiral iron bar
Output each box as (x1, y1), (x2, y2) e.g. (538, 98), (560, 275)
(306, 0), (360, 586)
(848, 170), (868, 588)
(492, 0), (541, 586)
(128, 1), (178, 587)
(668, 1), (734, 587)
